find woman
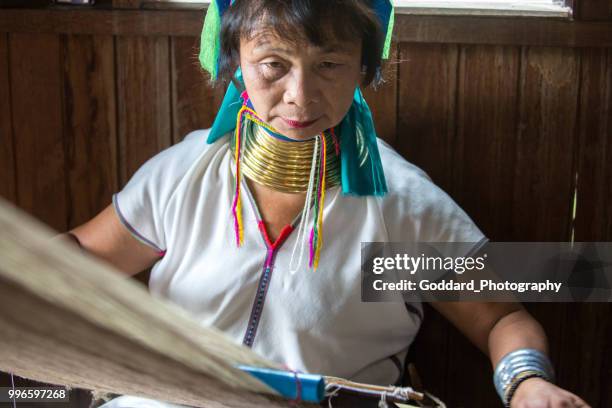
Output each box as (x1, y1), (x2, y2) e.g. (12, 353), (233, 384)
(67, 1), (589, 407)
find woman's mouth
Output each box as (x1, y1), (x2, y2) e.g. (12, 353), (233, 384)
(282, 117), (319, 129)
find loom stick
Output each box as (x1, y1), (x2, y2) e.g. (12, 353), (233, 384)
(238, 365), (325, 403)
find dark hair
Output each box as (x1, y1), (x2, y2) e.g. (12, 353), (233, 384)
(215, 0), (385, 88)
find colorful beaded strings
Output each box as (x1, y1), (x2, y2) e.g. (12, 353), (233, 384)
(230, 95), (333, 271)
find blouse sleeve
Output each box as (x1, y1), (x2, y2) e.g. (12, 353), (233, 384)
(112, 130), (210, 254)
(378, 138), (488, 261)
(376, 143), (489, 301)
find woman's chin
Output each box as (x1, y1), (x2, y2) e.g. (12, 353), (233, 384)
(275, 123), (329, 141)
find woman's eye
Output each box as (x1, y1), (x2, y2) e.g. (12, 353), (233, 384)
(259, 62), (286, 80)
(262, 61), (284, 70)
(319, 61), (343, 70)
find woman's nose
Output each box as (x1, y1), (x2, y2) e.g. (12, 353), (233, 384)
(283, 70), (320, 108)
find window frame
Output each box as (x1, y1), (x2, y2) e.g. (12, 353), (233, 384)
(134, 0), (573, 18)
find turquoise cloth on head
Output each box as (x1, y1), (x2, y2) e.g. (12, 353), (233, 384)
(206, 69), (388, 196)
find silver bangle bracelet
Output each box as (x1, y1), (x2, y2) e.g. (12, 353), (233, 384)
(493, 348), (555, 405)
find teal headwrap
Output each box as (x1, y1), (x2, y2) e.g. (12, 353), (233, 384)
(199, 0), (394, 196)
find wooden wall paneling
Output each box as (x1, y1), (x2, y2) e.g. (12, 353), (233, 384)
(558, 303), (612, 407)
(116, 36), (172, 184)
(2, 11), (612, 47)
(116, 35), (171, 287)
(558, 47), (612, 407)
(396, 42), (459, 402)
(396, 43), (458, 193)
(441, 44), (521, 407)
(362, 43), (398, 146)
(112, 0), (142, 9)
(577, 0), (612, 20)
(514, 45), (580, 403)
(603, 313), (612, 408)
(451, 44), (521, 240)
(573, 48), (612, 241)
(393, 15), (612, 48)
(0, 9), (203, 37)
(170, 36), (223, 144)
(0, 33), (16, 204)
(513, 46), (578, 241)
(62, 34), (118, 228)
(9, 33), (68, 232)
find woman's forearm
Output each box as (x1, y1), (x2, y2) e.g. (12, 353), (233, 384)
(488, 308), (549, 368)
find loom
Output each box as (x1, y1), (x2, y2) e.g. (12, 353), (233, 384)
(0, 197), (444, 407)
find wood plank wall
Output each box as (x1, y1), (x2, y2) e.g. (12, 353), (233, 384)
(0, 2), (611, 407)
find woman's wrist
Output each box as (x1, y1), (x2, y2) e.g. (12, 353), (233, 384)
(503, 371), (547, 407)
(493, 348), (555, 407)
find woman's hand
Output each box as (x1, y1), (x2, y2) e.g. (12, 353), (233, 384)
(510, 377), (591, 408)
(428, 303), (591, 408)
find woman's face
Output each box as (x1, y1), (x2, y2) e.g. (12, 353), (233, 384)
(239, 30), (363, 140)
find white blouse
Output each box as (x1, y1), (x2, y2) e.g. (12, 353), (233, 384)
(101, 129), (485, 407)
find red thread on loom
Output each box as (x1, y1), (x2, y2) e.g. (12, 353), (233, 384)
(282, 364), (303, 405)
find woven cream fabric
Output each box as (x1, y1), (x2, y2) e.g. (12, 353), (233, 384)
(0, 198), (307, 408)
